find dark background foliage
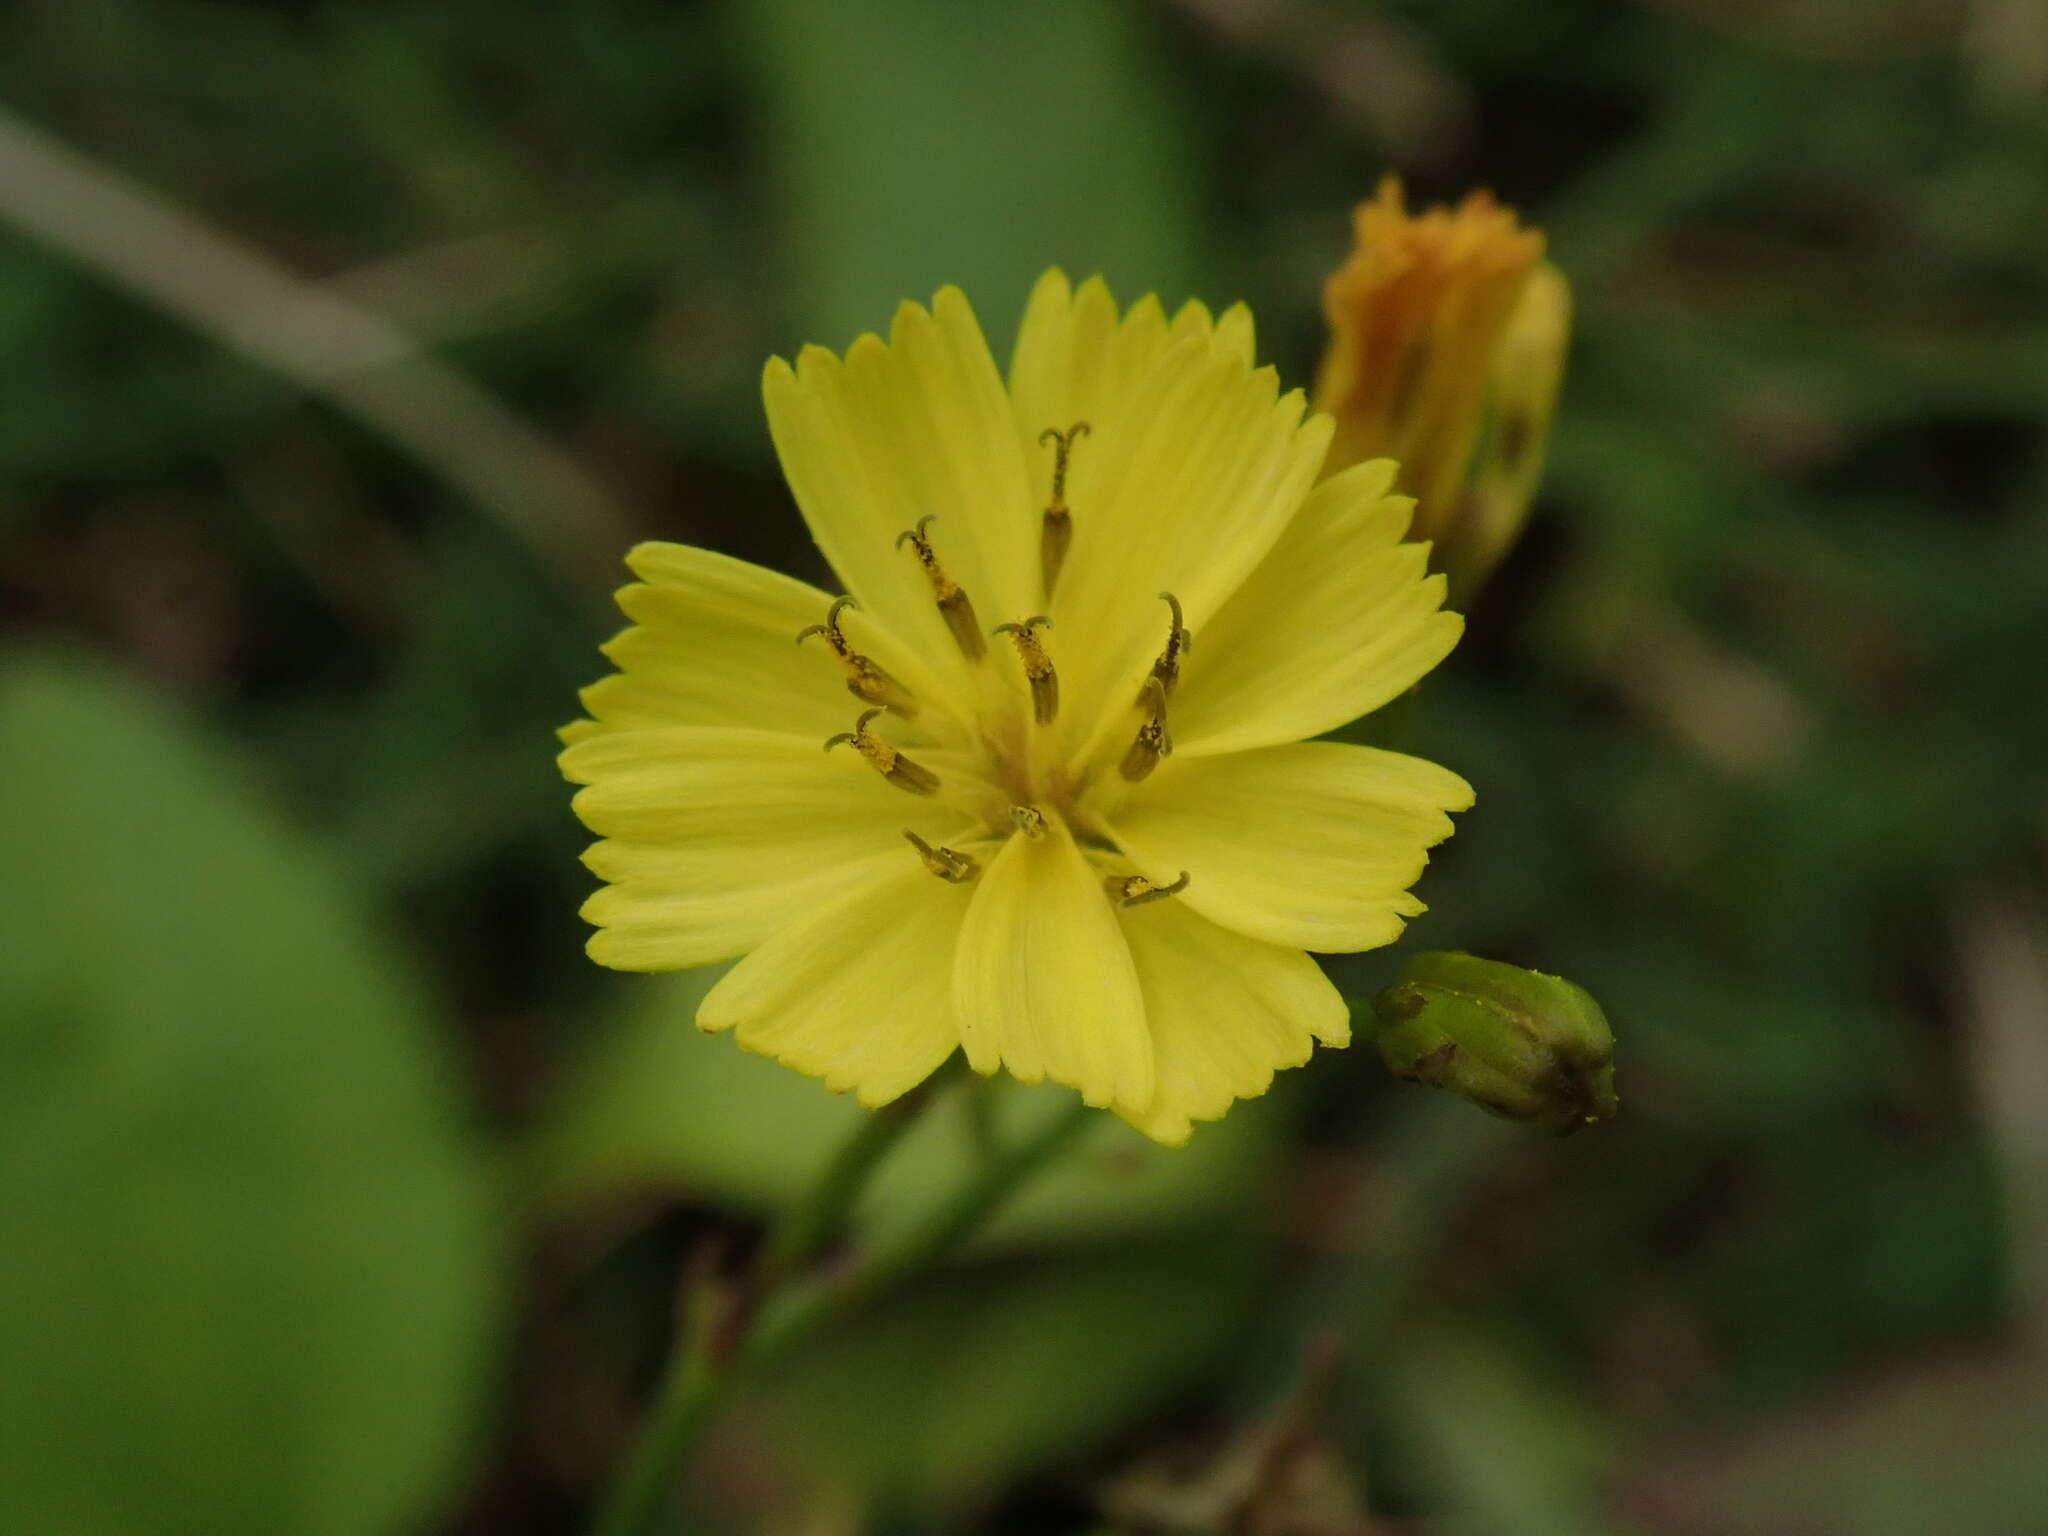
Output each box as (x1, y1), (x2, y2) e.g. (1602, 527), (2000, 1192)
(2, 0), (2045, 1530)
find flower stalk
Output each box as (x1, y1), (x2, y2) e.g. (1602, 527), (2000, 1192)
(587, 1068), (1091, 1536)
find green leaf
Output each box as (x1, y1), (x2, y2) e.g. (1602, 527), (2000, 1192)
(528, 967), (1279, 1250)
(741, 0), (1202, 350)
(0, 654), (499, 1536)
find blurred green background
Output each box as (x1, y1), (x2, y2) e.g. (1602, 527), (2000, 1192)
(3, 0), (2046, 1531)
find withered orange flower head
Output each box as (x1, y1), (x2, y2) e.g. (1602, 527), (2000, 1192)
(1315, 177), (1567, 598)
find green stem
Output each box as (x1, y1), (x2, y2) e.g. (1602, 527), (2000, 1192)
(752, 1056), (967, 1298)
(755, 1092), (1092, 1361)
(587, 1080), (1092, 1536)
(589, 1069), (944, 1536)
(588, 1298), (721, 1536)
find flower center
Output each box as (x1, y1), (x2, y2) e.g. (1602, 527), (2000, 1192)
(799, 424), (1196, 902)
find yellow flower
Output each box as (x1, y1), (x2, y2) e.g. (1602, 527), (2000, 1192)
(561, 274), (1472, 1144)
(1315, 177), (1570, 597)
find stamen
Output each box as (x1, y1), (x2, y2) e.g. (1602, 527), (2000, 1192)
(993, 615), (1059, 725)
(1037, 422), (1089, 597)
(1105, 869), (1192, 909)
(1144, 591), (1194, 700)
(794, 594), (860, 656)
(896, 516), (985, 662)
(1120, 675), (1173, 782)
(796, 595), (919, 718)
(903, 829), (978, 883)
(1008, 804), (1048, 840)
(824, 707), (940, 796)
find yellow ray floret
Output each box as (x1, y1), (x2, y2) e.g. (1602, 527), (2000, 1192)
(562, 273), (1472, 1144)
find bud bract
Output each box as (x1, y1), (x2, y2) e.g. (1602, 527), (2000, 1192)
(1370, 952), (1617, 1135)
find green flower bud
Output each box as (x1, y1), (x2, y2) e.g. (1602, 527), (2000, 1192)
(1369, 952), (1618, 1135)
